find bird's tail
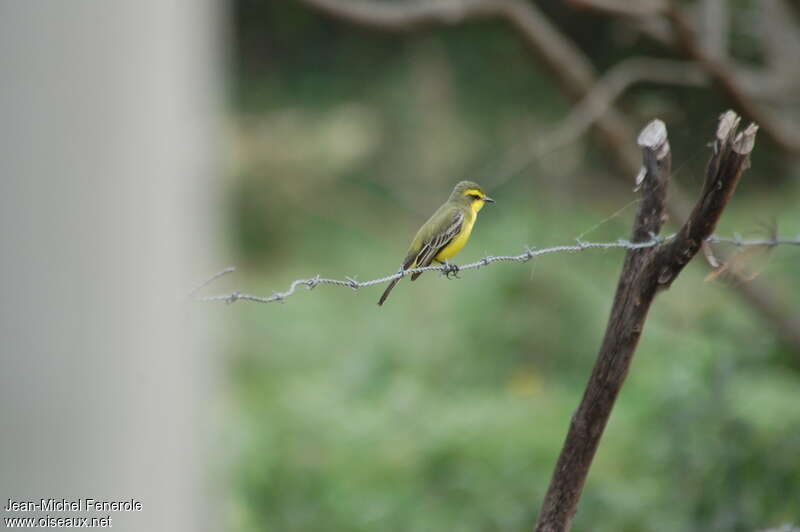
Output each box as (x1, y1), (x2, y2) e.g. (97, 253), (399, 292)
(377, 278), (400, 306)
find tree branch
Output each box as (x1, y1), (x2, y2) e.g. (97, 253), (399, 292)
(656, 113), (758, 286)
(564, 0), (665, 17)
(301, 0), (642, 172)
(301, 0), (506, 30)
(563, 0), (800, 154)
(534, 111), (758, 532)
(302, 0), (596, 99)
(665, 6), (800, 154)
(543, 57), (704, 155)
(487, 57), (706, 188)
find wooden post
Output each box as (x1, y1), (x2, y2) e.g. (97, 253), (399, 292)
(534, 111), (758, 532)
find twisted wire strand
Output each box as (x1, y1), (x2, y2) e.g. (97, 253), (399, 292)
(193, 234), (799, 305)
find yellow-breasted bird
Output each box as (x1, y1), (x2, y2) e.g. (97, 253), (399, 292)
(378, 180), (495, 306)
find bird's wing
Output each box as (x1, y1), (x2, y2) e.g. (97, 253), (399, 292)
(413, 209), (464, 270)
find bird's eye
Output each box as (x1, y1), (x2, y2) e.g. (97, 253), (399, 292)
(471, 194), (482, 200)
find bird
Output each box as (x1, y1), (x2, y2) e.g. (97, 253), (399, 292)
(378, 180), (495, 306)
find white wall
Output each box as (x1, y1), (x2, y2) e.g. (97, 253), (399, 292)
(0, 2), (222, 530)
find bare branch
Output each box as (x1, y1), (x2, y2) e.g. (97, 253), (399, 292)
(534, 116), (672, 532)
(786, 0), (800, 23)
(488, 57), (706, 187)
(302, 0), (506, 30)
(656, 113), (758, 287)
(734, 279), (800, 351)
(301, 0), (642, 172)
(564, 0), (665, 17)
(565, 0), (673, 45)
(699, 0), (728, 60)
(753, 0), (800, 100)
(666, 6), (800, 153)
(303, 0), (597, 101)
(566, 0), (800, 130)
(534, 112), (757, 532)
(565, 1), (800, 152)
(549, 58), (703, 153)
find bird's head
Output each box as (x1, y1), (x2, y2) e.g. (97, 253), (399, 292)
(450, 180), (495, 212)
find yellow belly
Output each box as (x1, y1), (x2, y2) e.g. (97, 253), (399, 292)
(434, 212), (476, 262)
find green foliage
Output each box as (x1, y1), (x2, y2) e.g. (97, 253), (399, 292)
(224, 2), (800, 531)
(222, 199), (800, 532)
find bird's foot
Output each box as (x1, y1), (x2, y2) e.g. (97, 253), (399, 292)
(442, 261), (461, 279)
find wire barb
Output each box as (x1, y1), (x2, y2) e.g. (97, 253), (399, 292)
(188, 266), (235, 298)
(226, 291), (241, 305)
(523, 246), (536, 260)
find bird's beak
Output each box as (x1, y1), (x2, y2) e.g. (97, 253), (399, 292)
(483, 196), (495, 203)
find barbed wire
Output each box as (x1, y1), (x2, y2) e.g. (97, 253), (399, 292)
(705, 234), (800, 247)
(191, 233), (799, 305)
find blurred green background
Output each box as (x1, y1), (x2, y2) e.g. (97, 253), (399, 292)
(221, 1), (800, 530)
